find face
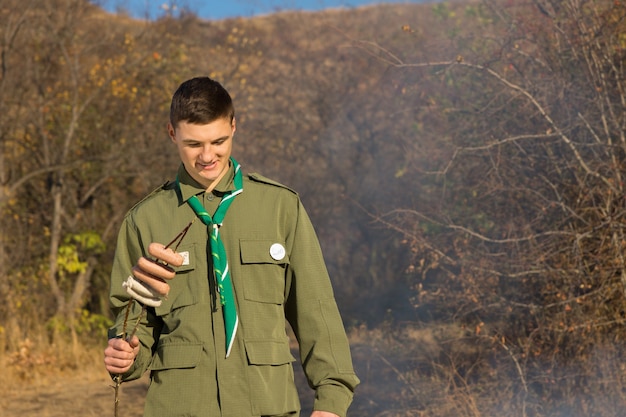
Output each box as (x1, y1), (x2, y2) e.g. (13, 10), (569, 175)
(168, 117), (236, 191)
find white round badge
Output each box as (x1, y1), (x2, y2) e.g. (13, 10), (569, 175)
(270, 243), (286, 261)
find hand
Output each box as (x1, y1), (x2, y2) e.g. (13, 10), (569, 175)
(129, 243), (184, 297)
(104, 335), (140, 374)
(311, 412), (340, 417)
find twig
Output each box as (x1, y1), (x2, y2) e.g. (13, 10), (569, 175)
(112, 302), (147, 417)
(113, 298), (135, 417)
(497, 336), (528, 417)
(373, 348), (422, 399)
(128, 304), (147, 341)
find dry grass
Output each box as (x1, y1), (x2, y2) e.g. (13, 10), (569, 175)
(1, 339), (147, 417)
(347, 323), (626, 417)
(3, 324), (626, 417)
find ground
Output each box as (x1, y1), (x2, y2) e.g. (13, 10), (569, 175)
(2, 351), (322, 417)
(2, 368), (322, 417)
(1, 338), (400, 417)
(3, 366), (145, 417)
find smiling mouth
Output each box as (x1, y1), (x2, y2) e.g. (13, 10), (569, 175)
(199, 161), (217, 170)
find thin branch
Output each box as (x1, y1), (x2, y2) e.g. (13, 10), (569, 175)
(354, 39), (620, 195)
(382, 208), (574, 244)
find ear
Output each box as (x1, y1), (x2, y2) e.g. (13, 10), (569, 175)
(231, 117), (237, 136)
(167, 123), (176, 143)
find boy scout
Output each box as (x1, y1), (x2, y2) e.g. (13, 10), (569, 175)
(104, 77), (359, 417)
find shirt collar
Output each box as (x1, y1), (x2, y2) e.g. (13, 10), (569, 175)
(176, 162), (236, 203)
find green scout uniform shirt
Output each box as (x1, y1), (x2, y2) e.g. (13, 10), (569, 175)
(108, 162), (360, 417)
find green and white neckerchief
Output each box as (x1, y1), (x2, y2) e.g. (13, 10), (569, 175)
(179, 158), (243, 358)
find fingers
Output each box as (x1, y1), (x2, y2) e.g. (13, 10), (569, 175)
(148, 242), (184, 267)
(104, 337), (139, 374)
(127, 335), (140, 349)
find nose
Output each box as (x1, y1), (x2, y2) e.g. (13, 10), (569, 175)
(199, 144), (214, 162)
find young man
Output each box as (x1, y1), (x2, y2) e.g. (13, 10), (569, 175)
(104, 77), (359, 417)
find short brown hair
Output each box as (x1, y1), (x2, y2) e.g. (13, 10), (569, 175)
(169, 77), (235, 128)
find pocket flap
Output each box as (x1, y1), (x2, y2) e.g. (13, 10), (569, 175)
(240, 240), (290, 264)
(149, 342), (203, 370)
(245, 339), (295, 365)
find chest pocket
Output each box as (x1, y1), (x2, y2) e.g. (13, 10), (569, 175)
(239, 239), (289, 304)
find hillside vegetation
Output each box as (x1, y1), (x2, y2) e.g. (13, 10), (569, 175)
(1, 0), (626, 416)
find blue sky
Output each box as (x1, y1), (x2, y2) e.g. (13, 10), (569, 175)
(98, 0), (426, 20)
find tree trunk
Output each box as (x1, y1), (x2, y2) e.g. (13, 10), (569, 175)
(48, 184), (66, 317)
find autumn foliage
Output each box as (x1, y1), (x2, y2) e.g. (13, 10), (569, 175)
(1, 0), (626, 416)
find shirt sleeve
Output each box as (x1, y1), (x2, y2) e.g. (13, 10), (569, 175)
(107, 214), (162, 382)
(284, 199), (360, 417)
